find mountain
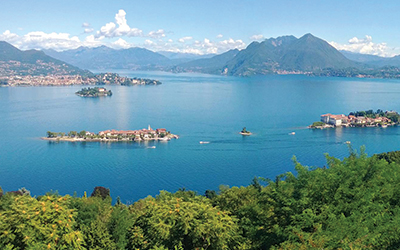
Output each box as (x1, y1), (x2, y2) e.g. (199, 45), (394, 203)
(158, 51), (215, 60)
(44, 46), (171, 70)
(340, 50), (385, 63)
(0, 41), (91, 76)
(340, 50), (400, 68)
(222, 34), (358, 76)
(176, 49), (239, 74)
(157, 51), (216, 65)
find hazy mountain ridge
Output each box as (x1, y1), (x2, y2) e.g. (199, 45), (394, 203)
(340, 50), (400, 68)
(44, 46), (171, 70)
(0, 41), (91, 77)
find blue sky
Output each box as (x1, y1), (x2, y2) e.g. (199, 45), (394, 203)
(1, 0), (400, 56)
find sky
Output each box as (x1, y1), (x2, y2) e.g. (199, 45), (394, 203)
(1, 0), (400, 56)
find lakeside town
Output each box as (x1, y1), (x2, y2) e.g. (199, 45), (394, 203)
(309, 109), (400, 129)
(0, 71), (161, 86)
(43, 125), (178, 142)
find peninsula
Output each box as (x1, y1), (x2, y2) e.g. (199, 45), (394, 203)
(309, 109), (400, 129)
(43, 126), (178, 142)
(75, 87), (112, 97)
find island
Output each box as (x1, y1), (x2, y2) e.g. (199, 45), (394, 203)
(43, 125), (178, 142)
(240, 127), (252, 135)
(76, 87), (112, 97)
(309, 109), (400, 129)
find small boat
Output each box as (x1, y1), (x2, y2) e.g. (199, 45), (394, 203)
(381, 124), (388, 128)
(199, 141), (210, 144)
(147, 146), (156, 149)
(240, 127), (252, 135)
(289, 132), (295, 135)
(345, 141), (351, 144)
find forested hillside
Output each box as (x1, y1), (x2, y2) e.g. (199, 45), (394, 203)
(2, 148), (400, 249)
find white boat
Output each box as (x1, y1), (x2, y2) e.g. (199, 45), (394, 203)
(345, 141), (351, 144)
(199, 141), (210, 144)
(147, 146), (156, 149)
(289, 132), (295, 135)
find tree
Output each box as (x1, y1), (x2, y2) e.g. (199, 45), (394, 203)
(79, 130), (86, 138)
(128, 191), (243, 249)
(0, 194), (85, 249)
(91, 187), (110, 200)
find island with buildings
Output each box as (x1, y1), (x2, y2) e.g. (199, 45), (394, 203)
(43, 126), (178, 142)
(76, 87), (112, 97)
(309, 110), (400, 129)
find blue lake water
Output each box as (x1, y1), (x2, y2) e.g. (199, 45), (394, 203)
(2, 72), (400, 203)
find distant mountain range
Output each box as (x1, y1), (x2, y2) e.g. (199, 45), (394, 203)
(3, 33), (400, 79)
(41, 33), (368, 76)
(340, 50), (400, 68)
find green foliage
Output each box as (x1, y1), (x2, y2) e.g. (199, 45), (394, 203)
(310, 121), (325, 127)
(128, 191), (244, 249)
(75, 87), (112, 97)
(0, 194), (84, 249)
(375, 150), (400, 164)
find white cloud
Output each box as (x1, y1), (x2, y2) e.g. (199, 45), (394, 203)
(110, 38), (133, 49)
(329, 35), (397, 57)
(82, 22), (91, 28)
(84, 28), (94, 34)
(144, 39), (154, 45)
(216, 34), (223, 38)
(178, 36), (193, 43)
(192, 38), (246, 54)
(0, 30), (105, 51)
(96, 9), (143, 38)
(143, 37), (246, 55)
(250, 34), (264, 40)
(0, 30), (19, 42)
(148, 29), (166, 39)
(16, 31), (82, 51)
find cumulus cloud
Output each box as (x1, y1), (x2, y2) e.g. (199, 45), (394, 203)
(178, 36), (193, 43)
(96, 9), (143, 38)
(216, 34), (223, 38)
(330, 35), (397, 57)
(82, 22), (91, 28)
(250, 34), (264, 40)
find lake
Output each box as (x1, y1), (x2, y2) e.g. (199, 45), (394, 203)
(1, 72), (400, 203)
